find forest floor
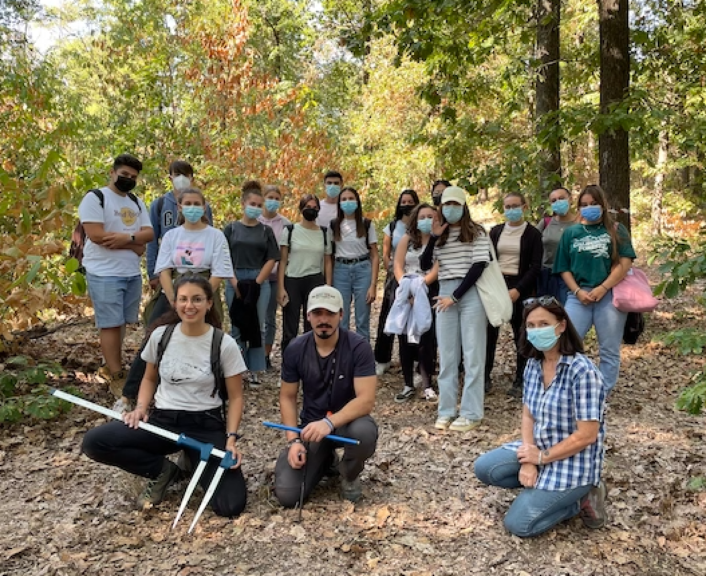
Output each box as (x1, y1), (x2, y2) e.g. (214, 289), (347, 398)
(1, 281), (706, 576)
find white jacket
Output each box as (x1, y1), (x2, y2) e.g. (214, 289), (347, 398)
(384, 274), (432, 344)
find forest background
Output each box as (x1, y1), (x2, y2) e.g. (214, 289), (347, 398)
(1, 0), (706, 414)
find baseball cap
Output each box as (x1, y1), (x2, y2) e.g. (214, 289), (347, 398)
(440, 186), (468, 206)
(307, 285), (344, 314)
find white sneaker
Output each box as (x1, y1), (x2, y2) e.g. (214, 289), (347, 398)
(423, 388), (438, 403)
(449, 417), (481, 432)
(375, 362), (390, 376)
(434, 416), (452, 430)
(248, 372), (260, 389)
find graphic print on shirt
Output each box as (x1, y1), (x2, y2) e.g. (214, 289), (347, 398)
(160, 352), (211, 385)
(572, 232), (610, 259)
(174, 240), (205, 267)
(117, 207), (138, 227)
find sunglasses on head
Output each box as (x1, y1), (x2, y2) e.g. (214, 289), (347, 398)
(523, 296), (561, 308)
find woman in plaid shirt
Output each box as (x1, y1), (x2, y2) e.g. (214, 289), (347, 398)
(474, 296), (607, 537)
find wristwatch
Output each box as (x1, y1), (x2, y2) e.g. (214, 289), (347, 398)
(130, 234), (136, 243)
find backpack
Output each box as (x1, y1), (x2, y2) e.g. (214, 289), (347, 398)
(285, 223), (328, 254)
(622, 312), (645, 345)
(69, 188), (142, 270)
(155, 324), (228, 412)
(330, 217), (371, 258)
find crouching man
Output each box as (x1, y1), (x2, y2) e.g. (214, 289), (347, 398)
(274, 285), (378, 505)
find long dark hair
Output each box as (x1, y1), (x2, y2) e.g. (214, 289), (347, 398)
(578, 184), (627, 264)
(436, 203), (485, 247)
(332, 186), (365, 241)
(147, 275), (221, 337)
(518, 299), (584, 360)
(406, 203), (435, 250)
(394, 189), (420, 220)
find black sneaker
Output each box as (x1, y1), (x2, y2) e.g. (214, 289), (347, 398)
(137, 460), (180, 508)
(484, 377), (492, 393)
(579, 481), (608, 529)
(340, 476), (362, 503)
(394, 387), (415, 403)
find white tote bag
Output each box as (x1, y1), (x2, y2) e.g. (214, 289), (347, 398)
(476, 243), (513, 327)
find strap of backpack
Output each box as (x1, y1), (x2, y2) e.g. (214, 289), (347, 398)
(210, 327), (225, 399)
(364, 218), (371, 249)
(285, 224), (295, 254)
(320, 225), (328, 249)
(155, 324), (177, 380)
(88, 188), (104, 207)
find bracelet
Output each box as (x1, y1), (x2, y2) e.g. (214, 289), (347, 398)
(601, 284), (609, 291)
(287, 438), (302, 447)
(537, 450), (543, 466)
(450, 294), (458, 303)
(573, 287), (580, 296)
(323, 416), (335, 432)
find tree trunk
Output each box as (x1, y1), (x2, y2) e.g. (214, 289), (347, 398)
(535, 0), (561, 192)
(652, 127), (668, 235)
(598, 0), (630, 231)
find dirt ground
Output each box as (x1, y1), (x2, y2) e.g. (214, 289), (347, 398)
(1, 293), (705, 576)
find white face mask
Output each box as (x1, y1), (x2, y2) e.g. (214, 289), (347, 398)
(172, 174), (191, 191)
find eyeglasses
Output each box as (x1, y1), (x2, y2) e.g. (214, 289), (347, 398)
(523, 296), (561, 308)
(176, 296), (208, 305)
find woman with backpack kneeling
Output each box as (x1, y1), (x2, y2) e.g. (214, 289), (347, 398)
(82, 275), (248, 516)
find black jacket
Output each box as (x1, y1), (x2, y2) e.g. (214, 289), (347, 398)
(489, 222), (543, 299)
(229, 280), (262, 348)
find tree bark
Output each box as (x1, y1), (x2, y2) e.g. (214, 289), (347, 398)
(652, 127), (668, 235)
(598, 0), (631, 231)
(535, 0), (561, 192)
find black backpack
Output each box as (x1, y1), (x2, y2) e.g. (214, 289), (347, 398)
(69, 188), (141, 270)
(155, 324), (226, 400)
(330, 217), (372, 258)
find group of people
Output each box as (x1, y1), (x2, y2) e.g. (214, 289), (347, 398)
(76, 153), (636, 537)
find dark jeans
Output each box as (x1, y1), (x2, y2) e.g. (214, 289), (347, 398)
(81, 408), (247, 517)
(398, 283), (438, 388)
(485, 274), (526, 386)
(281, 273), (325, 354)
(537, 267), (569, 306)
(374, 272), (398, 363)
(274, 415), (378, 508)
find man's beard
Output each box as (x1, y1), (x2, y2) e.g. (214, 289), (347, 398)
(316, 325), (336, 339)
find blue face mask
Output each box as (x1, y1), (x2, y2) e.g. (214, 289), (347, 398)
(580, 205), (602, 222)
(264, 199), (280, 213)
(182, 206), (205, 223)
(551, 199), (570, 216)
(417, 217), (433, 235)
(504, 207), (524, 223)
(325, 184), (341, 198)
(340, 200), (358, 215)
(244, 205), (263, 219)
(526, 324), (560, 352)
(442, 205), (464, 224)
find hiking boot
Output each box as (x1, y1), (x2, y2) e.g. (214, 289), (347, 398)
(434, 416), (453, 430)
(375, 362), (390, 376)
(422, 387), (438, 403)
(137, 460), (180, 508)
(579, 481), (608, 529)
(449, 417), (481, 432)
(340, 476), (362, 503)
(98, 367), (127, 399)
(175, 451), (194, 478)
(394, 386), (415, 403)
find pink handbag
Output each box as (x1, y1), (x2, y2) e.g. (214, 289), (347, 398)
(612, 267), (658, 313)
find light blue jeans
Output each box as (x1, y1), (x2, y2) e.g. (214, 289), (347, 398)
(225, 269), (270, 372)
(86, 273), (142, 328)
(474, 447), (593, 538)
(264, 280), (278, 347)
(333, 258), (372, 341)
(564, 289), (626, 393)
(436, 281), (486, 421)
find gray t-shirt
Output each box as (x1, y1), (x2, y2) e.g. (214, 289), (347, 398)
(538, 217), (574, 269)
(223, 221), (279, 271)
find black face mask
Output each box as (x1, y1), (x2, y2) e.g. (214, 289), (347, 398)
(115, 175), (137, 193)
(400, 204), (415, 216)
(302, 207), (319, 222)
(432, 195), (441, 206)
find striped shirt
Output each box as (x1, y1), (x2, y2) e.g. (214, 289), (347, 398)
(504, 353), (606, 490)
(433, 227), (490, 281)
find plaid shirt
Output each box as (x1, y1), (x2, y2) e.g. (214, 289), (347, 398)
(505, 354), (606, 490)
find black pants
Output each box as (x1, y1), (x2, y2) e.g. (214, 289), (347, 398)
(374, 272), (398, 363)
(398, 283), (438, 388)
(274, 415), (378, 508)
(281, 273), (325, 354)
(82, 408), (247, 517)
(485, 274), (526, 386)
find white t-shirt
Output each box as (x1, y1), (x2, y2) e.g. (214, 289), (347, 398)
(78, 186), (152, 277)
(332, 219), (378, 259)
(154, 225), (234, 278)
(316, 200), (338, 228)
(142, 324), (246, 411)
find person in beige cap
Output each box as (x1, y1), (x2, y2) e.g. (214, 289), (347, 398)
(419, 186), (491, 432)
(274, 285), (378, 505)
